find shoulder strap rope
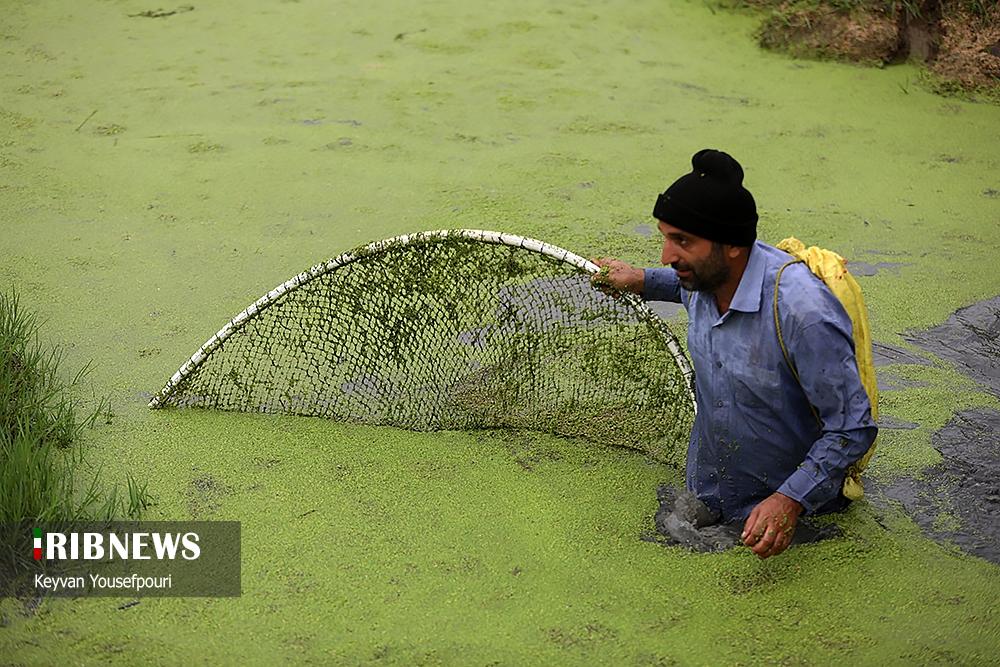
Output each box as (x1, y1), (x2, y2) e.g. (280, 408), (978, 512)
(773, 259), (822, 428)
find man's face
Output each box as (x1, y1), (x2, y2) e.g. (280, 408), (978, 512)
(657, 221), (730, 292)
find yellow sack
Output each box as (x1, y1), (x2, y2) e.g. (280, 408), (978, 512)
(774, 237), (878, 501)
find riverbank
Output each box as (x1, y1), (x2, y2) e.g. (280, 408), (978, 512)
(743, 0), (1000, 102)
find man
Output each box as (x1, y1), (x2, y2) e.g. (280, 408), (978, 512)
(593, 148), (877, 559)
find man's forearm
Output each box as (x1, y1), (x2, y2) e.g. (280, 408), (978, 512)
(776, 425), (877, 513)
(642, 268), (681, 303)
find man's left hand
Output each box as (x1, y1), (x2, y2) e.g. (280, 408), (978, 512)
(741, 492), (803, 559)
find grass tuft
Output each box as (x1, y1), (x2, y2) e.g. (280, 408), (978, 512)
(0, 290), (152, 581)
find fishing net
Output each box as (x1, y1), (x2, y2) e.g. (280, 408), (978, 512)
(150, 230), (695, 462)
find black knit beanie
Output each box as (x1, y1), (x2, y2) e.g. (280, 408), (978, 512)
(652, 149), (758, 246)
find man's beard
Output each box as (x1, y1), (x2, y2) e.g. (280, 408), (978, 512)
(674, 243), (730, 292)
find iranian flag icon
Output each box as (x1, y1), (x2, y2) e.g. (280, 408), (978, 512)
(33, 528), (42, 560)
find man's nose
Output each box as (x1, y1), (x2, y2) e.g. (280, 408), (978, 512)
(661, 240), (679, 266)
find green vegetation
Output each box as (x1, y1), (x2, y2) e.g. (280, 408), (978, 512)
(1, 0), (999, 662)
(0, 290), (149, 526)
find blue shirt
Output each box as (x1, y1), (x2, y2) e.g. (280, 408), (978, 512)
(643, 241), (877, 521)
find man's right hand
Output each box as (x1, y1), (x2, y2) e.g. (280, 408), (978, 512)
(590, 258), (644, 295)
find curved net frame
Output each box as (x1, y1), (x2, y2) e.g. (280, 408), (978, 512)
(150, 230), (695, 462)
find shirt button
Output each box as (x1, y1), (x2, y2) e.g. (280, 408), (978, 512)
(716, 361), (723, 368)
(716, 401), (724, 407)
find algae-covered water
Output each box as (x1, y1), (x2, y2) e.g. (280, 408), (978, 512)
(2, 0), (1000, 663)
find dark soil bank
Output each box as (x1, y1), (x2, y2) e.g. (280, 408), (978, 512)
(905, 295), (1000, 397)
(869, 296), (1000, 563)
(875, 408), (1000, 563)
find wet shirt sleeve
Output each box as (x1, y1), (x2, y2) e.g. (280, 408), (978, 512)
(642, 268), (682, 303)
(775, 317), (878, 513)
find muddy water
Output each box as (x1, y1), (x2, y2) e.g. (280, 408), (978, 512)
(906, 296), (1000, 397)
(2, 0), (1000, 663)
(875, 407), (1000, 563)
(874, 297), (1000, 563)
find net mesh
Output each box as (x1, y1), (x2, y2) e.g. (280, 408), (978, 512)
(152, 232), (695, 463)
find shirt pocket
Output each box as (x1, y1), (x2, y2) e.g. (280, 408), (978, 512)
(732, 365), (784, 411)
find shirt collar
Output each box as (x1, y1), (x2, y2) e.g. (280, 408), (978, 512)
(728, 241), (765, 313)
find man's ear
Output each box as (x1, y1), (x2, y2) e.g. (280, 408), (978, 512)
(724, 245), (745, 260)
